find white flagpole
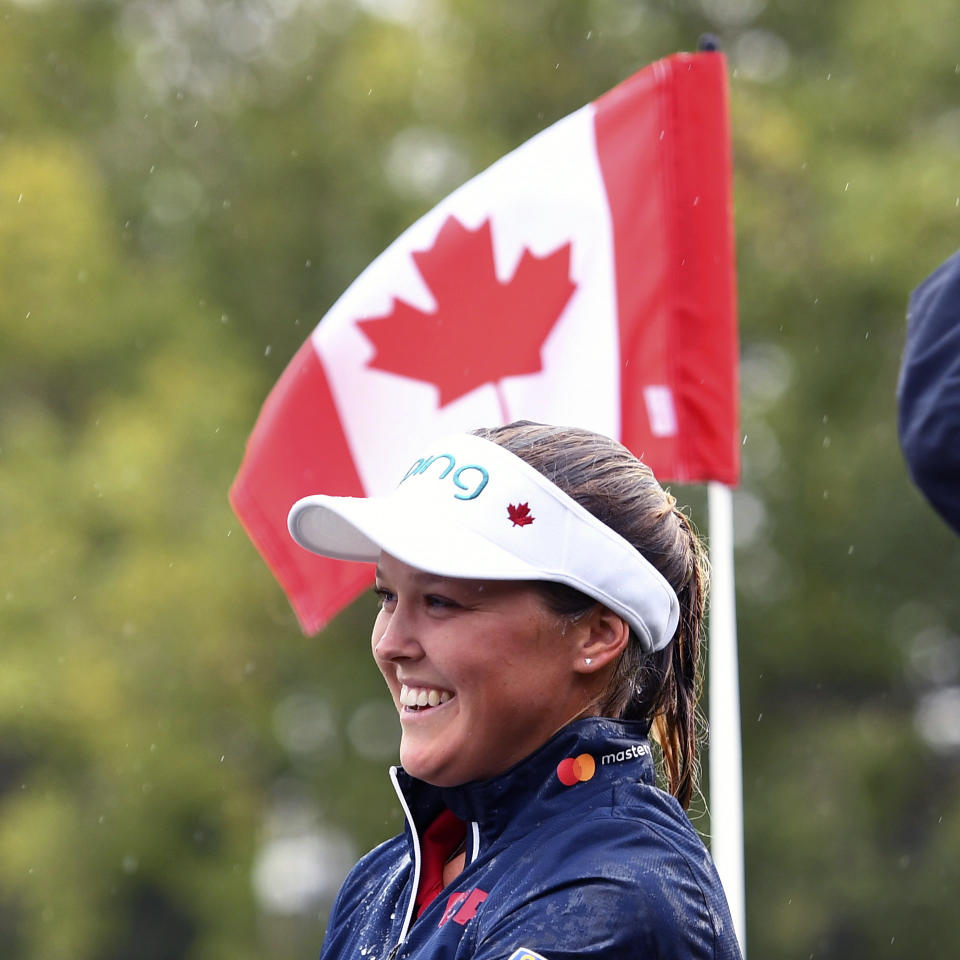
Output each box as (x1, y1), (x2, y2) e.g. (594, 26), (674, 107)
(707, 481), (746, 955)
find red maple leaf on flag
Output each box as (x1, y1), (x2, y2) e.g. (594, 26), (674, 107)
(356, 216), (577, 412)
(507, 502), (535, 527)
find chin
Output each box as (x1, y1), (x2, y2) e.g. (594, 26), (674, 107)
(402, 758), (447, 785)
(400, 748), (462, 787)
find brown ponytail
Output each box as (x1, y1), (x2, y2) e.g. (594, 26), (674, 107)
(473, 421), (708, 810)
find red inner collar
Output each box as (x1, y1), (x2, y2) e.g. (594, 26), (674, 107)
(414, 808), (466, 917)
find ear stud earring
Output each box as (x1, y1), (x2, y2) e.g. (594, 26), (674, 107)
(584, 658), (593, 666)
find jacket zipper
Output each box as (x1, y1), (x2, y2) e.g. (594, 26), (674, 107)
(386, 768), (482, 959)
(389, 766), (421, 954)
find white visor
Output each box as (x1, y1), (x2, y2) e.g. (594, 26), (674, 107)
(287, 433), (680, 653)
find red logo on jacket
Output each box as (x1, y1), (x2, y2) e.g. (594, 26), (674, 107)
(439, 888), (488, 927)
(556, 753), (596, 786)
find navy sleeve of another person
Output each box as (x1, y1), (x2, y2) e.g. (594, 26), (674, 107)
(897, 249), (960, 535)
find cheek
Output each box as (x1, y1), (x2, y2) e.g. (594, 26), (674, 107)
(499, 621), (576, 692)
(370, 616), (390, 674)
(370, 608), (387, 649)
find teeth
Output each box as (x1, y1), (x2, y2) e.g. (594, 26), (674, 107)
(399, 684), (453, 709)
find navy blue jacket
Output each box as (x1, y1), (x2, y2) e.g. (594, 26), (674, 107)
(320, 718), (742, 960)
(898, 249), (960, 535)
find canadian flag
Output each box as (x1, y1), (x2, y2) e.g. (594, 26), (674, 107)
(230, 50), (739, 634)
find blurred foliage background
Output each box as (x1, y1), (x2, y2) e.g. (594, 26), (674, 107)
(1, 0), (959, 957)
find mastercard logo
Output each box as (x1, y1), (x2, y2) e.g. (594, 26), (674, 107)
(556, 753), (596, 786)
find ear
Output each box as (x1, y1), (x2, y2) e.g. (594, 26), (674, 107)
(572, 606), (630, 675)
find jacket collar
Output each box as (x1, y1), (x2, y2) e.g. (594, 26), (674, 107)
(391, 717), (656, 844)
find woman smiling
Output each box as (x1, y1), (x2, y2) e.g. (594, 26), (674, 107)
(288, 421), (741, 960)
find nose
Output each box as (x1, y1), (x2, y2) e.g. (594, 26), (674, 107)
(372, 603), (423, 663)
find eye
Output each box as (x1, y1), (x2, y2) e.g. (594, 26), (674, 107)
(425, 594), (459, 610)
(373, 586), (396, 609)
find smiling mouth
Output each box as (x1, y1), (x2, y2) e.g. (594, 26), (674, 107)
(399, 684), (454, 711)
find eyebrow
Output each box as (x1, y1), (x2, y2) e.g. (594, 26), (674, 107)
(375, 566), (477, 592)
(374, 565), (441, 585)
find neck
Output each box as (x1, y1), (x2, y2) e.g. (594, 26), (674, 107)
(442, 849), (466, 887)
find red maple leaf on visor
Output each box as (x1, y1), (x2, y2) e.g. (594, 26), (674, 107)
(507, 502), (535, 527)
(356, 216), (577, 411)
